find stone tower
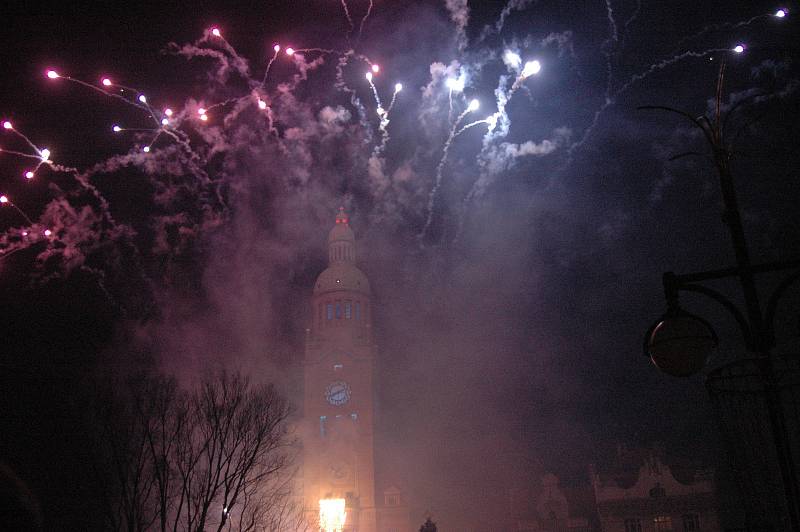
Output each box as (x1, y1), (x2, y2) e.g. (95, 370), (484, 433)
(303, 208), (378, 531)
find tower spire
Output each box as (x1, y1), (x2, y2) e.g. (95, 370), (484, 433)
(328, 207), (356, 264)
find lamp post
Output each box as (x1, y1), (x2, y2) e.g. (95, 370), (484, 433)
(642, 63), (800, 531)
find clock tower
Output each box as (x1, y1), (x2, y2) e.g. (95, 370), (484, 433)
(303, 208), (379, 531)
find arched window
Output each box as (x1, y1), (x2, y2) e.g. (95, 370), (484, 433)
(335, 302), (342, 319)
(326, 303), (333, 320)
(345, 301), (352, 319)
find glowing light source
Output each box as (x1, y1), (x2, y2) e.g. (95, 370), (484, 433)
(522, 60), (542, 78)
(2, 121), (12, 130)
(40, 148), (50, 160)
(504, 50), (522, 69)
(395, 83), (403, 92)
(112, 125), (122, 132)
(46, 70), (60, 79)
(199, 114), (208, 121)
(733, 44), (745, 53)
(138, 94), (148, 103)
(258, 98), (268, 109)
(319, 499), (346, 532)
(25, 171), (34, 179)
(371, 64), (380, 73)
(446, 77), (465, 92)
(197, 108), (206, 115)
(0, 195), (8, 204)
(164, 108), (173, 117)
(775, 8), (787, 17)
(468, 99), (480, 111)
(273, 44), (281, 52)
(44, 229), (52, 237)
(211, 28), (221, 37)
(101, 77), (112, 86)
(365, 72), (373, 81)
(143, 146), (150, 153)
(161, 118), (169, 126)
(285, 47), (295, 56)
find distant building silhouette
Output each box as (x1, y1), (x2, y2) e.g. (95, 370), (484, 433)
(509, 445), (721, 532)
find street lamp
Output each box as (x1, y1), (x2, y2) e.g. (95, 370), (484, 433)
(641, 62), (800, 531)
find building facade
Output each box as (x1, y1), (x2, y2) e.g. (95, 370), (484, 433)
(592, 451), (720, 532)
(302, 208), (410, 532)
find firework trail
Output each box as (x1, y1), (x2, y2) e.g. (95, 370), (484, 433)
(261, 44), (282, 86)
(419, 99), (481, 243)
(569, 47), (729, 156)
(356, 0), (374, 44)
(340, 0), (355, 36)
(673, 13), (770, 52)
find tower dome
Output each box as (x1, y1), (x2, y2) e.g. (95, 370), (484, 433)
(314, 208), (370, 296)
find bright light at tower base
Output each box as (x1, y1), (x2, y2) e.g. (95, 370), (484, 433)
(319, 498), (346, 532)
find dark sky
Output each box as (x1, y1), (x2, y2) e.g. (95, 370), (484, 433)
(1, 0), (799, 529)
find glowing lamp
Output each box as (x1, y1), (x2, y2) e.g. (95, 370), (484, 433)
(197, 108), (206, 115)
(365, 72), (373, 81)
(273, 44), (281, 52)
(468, 99), (480, 112)
(112, 125), (122, 132)
(101, 78), (112, 86)
(161, 118), (169, 125)
(258, 99), (268, 109)
(40, 148), (50, 160)
(44, 229), (52, 236)
(645, 312), (717, 377)
(285, 47), (295, 56)
(319, 499), (346, 532)
(733, 44), (745, 54)
(25, 171), (34, 179)
(143, 146), (150, 153)
(164, 108), (173, 117)
(2, 121), (12, 130)
(371, 64), (380, 73)
(138, 94), (147, 104)
(46, 70), (60, 79)
(522, 60), (542, 78)
(0, 195), (8, 203)
(211, 28), (221, 37)
(395, 83), (403, 92)
(199, 114), (208, 121)
(775, 8), (787, 17)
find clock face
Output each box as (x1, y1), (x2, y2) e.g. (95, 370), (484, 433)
(325, 381), (351, 406)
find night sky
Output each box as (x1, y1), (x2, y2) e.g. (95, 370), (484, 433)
(1, 0), (799, 529)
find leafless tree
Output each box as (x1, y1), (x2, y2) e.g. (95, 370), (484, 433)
(90, 371), (308, 531)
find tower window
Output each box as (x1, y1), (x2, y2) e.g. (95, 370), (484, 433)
(326, 304), (333, 320)
(653, 516), (672, 531)
(335, 302), (342, 319)
(345, 301), (352, 319)
(355, 302), (360, 320)
(320, 416), (327, 438)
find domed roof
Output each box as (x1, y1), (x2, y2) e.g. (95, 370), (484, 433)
(314, 262), (370, 295)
